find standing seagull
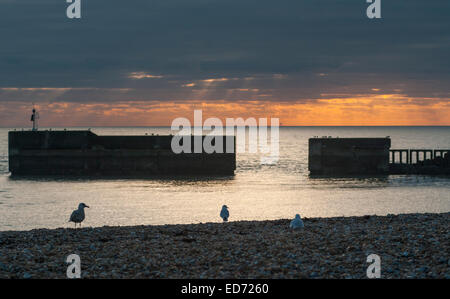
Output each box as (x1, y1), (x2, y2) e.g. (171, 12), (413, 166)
(290, 214), (304, 229)
(220, 205), (229, 222)
(69, 203), (89, 228)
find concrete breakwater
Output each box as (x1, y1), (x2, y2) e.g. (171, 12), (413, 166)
(308, 137), (450, 175)
(308, 138), (391, 175)
(8, 131), (236, 176)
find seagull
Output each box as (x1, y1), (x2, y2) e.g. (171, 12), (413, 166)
(220, 205), (229, 222)
(69, 203), (89, 228)
(290, 214), (304, 229)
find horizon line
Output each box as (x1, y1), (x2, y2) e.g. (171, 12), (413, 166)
(1, 125), (450, 128)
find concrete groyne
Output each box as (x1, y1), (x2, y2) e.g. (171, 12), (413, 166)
(8, 131), (236, 176)
(308, 138), (391, 175)
(308, 137), (450, 175)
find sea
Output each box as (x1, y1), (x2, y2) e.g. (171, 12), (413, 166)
(0, 126), (449, 231)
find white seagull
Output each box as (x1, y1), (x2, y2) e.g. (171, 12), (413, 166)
(69, 203), (89, 228)
(290, 214), (304, 229)
(220, 205), (229, 222)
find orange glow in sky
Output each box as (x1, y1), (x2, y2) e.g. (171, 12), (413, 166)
(0, 94), (449, 127)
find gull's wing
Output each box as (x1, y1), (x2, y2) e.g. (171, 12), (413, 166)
(220, 208), (229, 219)
(290, 219), (304, 228)
(69, 210), (78, 222)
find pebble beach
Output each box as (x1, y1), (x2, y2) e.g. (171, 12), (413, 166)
(0, 213), (448, 279)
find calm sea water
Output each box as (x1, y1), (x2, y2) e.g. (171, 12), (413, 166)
(0, 127), (449, 231)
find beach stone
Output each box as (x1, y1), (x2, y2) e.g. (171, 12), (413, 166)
(0, 212), (448, 279)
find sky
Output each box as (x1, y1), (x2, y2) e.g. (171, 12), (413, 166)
(0, 0), (449, 126)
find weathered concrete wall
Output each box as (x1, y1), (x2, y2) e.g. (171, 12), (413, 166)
(9, 131), (236, 176)
(308, 138), (391, 175)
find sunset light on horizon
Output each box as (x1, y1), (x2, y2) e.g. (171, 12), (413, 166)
(1, 93), (449, 127)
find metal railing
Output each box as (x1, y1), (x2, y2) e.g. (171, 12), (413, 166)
(390, 149), (450, 164)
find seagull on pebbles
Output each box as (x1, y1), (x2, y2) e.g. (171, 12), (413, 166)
(290, 214), (304, 229)
(69, 203), (89, 228)
(220, 205), (229, 222)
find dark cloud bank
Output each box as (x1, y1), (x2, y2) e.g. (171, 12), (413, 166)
(0, 0), (449, 103)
